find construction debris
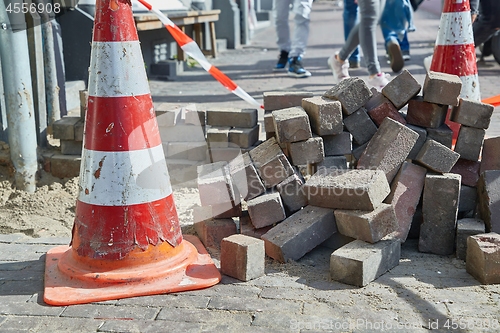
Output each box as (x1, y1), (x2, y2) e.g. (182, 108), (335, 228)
(194, 70), (498, 286)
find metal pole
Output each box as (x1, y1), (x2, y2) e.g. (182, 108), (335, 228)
(37, 0), (60, 130)
(0, 1), (38, 193)
(26, 4), (48, 147)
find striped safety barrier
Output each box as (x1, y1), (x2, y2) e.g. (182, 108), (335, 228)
(137, 0), (264, 109)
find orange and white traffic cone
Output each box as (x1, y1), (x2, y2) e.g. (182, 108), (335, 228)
(43, 0), (220, 306)
(430, 0), (480, 143)
(430, 0), (480, 101)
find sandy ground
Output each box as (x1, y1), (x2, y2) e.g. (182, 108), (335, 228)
(0, 163), (202, 239)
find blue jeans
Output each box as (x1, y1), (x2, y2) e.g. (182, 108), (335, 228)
(343, 0), (360, 63)
(382, 28), (410, 53)
(339, 0), (386, 76)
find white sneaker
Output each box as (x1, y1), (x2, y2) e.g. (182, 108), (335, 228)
(328, 52), (350, 83)
(367, 72), (390, 90)
(424, 55), (433, 72)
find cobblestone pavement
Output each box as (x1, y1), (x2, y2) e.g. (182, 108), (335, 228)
(1, 1), (500, 332)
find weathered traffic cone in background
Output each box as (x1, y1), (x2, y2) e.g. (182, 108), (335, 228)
(429, 0), (480, 143)
(43, 0), (220, 306)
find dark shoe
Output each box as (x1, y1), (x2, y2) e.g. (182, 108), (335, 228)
(349, 60), (361, 69)
(402, 50), (411, 61)
(273, 50), (289, 71)
(288, 56), (311, 78)
(388, 40), (404, 72)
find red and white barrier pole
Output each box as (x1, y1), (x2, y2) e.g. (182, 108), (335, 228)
(137, 0), (264, 109)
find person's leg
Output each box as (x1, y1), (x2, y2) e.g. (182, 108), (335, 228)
(400, 30), (410, 53)
(289, 0), (313, 57)
(273, 0), (293, 69)
(473, 0), (500, 46)
(274, 0), (293, 53)
(287, 0), (313, 77)
(343, 0), (360, 66)
(357, 0), (385, 76)
(386, 32), (404, 72)
(338, 22), (361, 62)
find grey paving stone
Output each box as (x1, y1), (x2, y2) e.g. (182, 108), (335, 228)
(98, 319), (202, 333)
(323, 77), (373, 115)
(221, 234), (265, 281)
(330, 239), (401, 287)
(0, 270), (44, 282)
(422, 71), (462, 106)
(454, 125), (485, 161)
(259, 286), (315, 302)
(451, 97), (494, 129)
(60, 304), (160, 320)
(304, 169), (390, 211)
(116, 293), (210, 309)
(0, 258), (44, 271)
(178, 283), (263, 298)
(262, 205), (336, 262)
(343, 107), (377, 145)
(301, 96), (343, 136)
(272, 107), (313, 144)
(0, 294), (33, 304)
(357, 117), (419, 183)
(263, 91), (314, 112)
(0, 316), (103, 332)
(406, 124), (427, 160)
(207, 324), (284, 333)
(478, 170), (500, 233)
(426, 123), (454, 148)
(0, 244), (54, 261)
(156, 307), (251, 324)
(415, 139), (460, 173)
(246, 273), (308, 289)
(406, 96), (448, 129)
(382, 69), (421, 109)
(0, 233), (29, 243)
(0, 299), (64, 316)
(302, 300), (351, 317)
(335, 204), (398, 243)
(276, 172), (308, 214)
(15, 237), (71, 245)
(466, 233), (500, 284)
(253, 312), (341, 330)
(0, 280), (43, 295)
(206, 108), (258, 128)
(456, 218), (486, 260)
(419, 173), (461, 255)
(208, 295), (302, 313)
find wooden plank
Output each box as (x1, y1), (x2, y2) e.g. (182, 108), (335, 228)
(134, 10), (220, 61)
(134, 11), (220, 30)
(136, 21), (164, 31)
(209, 21), (217, 58)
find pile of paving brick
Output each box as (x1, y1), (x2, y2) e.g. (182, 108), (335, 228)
(155, 103), (208, 184)
(45, 90), (87, 178)
(195, 70), (500, 286)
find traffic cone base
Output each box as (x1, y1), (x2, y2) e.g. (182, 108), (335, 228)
(44, 235), (221, 306)
(483, 94), (500, 107)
